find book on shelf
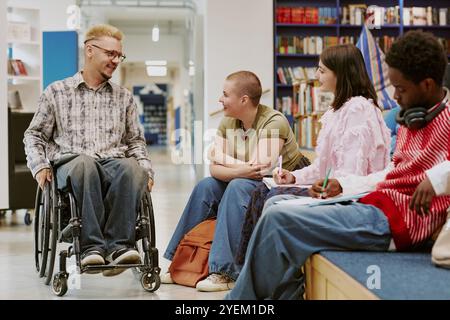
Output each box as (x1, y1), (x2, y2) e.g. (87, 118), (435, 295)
(8, 59), (28, 76)
(295, 80), (333, 116)
(293, 80), (333, 149)
(373, 35), (396, 53)
(276, 96), (293, 116)
(277, 36), (362, 55)
(401, 7), (450, 26)
(277, 66), (317, 85)
(7, 90), (23, 110)
(342, 4), (401, 26)
(341, 4), (368, 25)
(276, 6), (337, 25)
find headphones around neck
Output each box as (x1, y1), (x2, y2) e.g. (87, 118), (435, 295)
(396, 100), (448, 130)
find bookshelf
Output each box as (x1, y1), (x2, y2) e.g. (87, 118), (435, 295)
(6, 4), (42, 112)
(1, 3), (40, 212)
(274, 0), (450, 150)
(142, 95), (167, 146)
(134, 85), (168, 146)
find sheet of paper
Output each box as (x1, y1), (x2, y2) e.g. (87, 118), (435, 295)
(274, 192), (370, 207)
(262, 177), (311, 190)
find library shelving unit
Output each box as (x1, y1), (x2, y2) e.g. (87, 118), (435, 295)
(0, 3), (41, 220)
(274, 0), (450, 150)
(7, 4), (42, 112)
(134, 85), (168, 146)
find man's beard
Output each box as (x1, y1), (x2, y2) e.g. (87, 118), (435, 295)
(100, 71), (112, 81)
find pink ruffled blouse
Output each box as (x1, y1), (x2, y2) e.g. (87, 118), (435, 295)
(293, 96), (391, 184)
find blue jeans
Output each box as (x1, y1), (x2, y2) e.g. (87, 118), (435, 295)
(164, 177), (263, 280)
(54, 154), (148, 256)
(226, 196), (392, 300)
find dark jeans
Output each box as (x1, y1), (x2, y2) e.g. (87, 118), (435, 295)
(236, 185), (309, 265)
(54, 154), (148, 256)
(163, 177), (263, 280)
(236, 156), (311, 265)
(226, 201), (391, 300)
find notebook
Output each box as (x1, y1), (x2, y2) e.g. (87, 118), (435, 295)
(262, 177), (311, 190)
(274, 192), (370, 207)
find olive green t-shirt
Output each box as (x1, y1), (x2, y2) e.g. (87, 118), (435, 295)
(217, 104), (302, 171)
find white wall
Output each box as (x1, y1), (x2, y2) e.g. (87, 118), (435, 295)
(8, 0), (76, 31)
(123, 33), (189, 115)
(204, 0), (273, 130)
(1, 0), (8, 208)
(123, 34), (184, 64)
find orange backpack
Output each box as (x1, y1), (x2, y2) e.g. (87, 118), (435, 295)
(169, 218), (216, 287)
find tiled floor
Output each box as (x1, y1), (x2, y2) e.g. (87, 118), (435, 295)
(0, 147), (227, 300)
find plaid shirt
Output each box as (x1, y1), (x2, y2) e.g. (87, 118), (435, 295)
(24, 72), (154, 180)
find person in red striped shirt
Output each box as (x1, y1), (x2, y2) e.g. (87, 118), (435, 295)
(226, 30), (450, 300)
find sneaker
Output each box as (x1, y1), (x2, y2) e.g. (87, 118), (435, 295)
(102, 248), (141, 277)
(160, 272), (174, 284)
(196, 273), (235, 292)
(81, 250), (105, 274)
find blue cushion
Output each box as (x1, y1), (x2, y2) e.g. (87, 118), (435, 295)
(320, 251), (450, 300)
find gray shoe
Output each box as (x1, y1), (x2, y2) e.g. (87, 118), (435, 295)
(102, 248), (141, 277)
(196, 273), (235, 292)
(81, 250), (105, 274)
(160, 272), (174, 284)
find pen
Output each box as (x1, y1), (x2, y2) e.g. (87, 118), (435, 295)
(321, 167), (332, 198)
(278, 155), (282, 175)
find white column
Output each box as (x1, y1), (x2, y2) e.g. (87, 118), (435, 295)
(0, 0), (9, 208)
(202, 0), (273, 176)
(204, 0), (273, 131)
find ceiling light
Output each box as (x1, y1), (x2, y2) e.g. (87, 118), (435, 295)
(147, 66), (167, 77)
(152, 24), (159, 42)
(145, 60), (167, 66)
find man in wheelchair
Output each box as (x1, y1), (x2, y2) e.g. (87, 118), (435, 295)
(24, 24), (154, 277)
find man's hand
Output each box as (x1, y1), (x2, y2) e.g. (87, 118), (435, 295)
(147, 178), (154, 192)
(410, 176), (436, 215)
(236, 164), (270, 180)
(273, 168), (295, 184)
(36, 168), (52, 190)
(308, 178), (342, 199)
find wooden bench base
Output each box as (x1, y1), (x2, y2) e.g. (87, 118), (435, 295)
(305, 254), (378, 300)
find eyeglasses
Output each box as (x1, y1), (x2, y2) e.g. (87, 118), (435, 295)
(90, 44), (126, 62)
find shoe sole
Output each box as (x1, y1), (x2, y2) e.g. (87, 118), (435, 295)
(81, 256), (105, 274)
(85, 268), (104, 275)
(196, 282), (235, 292)
(160, 273), (174, 284)
(102, 251), (141, 277)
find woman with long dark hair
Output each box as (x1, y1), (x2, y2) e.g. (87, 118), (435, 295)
(237, 44), (391, 265)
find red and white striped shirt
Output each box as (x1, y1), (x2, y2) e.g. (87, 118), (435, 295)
(360, 103), (450, 250)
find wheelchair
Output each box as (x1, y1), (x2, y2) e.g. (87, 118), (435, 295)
(33, 166), (161, 296)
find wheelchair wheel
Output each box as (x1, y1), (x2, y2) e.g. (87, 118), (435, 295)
(34, 179), (59, 284)
(34, 185), (49, 277)
(24, 211), (32, 225)
(140, 272), (160, 292)
(52, 272), (68, 297)
(143, 192), (156, 246)
(44, 178), (59, 285)
(34, 187), (41, 273)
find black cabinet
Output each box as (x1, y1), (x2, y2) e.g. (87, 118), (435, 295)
(7, 109), (37, 215)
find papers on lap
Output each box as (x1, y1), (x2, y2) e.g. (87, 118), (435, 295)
(274, 192), (370, 207)
(263, 177), (311, 190)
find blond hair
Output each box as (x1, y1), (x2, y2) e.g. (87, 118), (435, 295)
(226, 71), (262, 106)
(84, 24), (124, 43)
